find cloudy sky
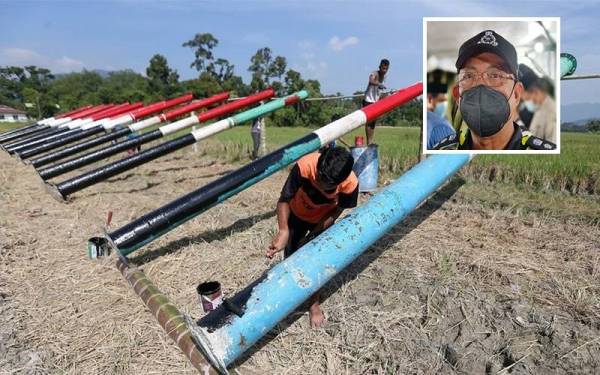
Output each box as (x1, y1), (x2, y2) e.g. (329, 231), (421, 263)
(1, 0), (598, 105)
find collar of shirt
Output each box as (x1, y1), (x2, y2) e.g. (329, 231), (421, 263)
(460, 123), (523, 150)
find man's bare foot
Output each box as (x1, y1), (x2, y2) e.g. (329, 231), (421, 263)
(309, 303), (325, 328)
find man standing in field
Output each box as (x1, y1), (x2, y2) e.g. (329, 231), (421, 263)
(433, 30), (556, 151)
(266, 147), (359, 328)
(363, 59), (390, 145)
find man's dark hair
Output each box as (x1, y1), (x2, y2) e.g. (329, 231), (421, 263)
(317, 147), (354, 186)
(380, 59), (390, 67)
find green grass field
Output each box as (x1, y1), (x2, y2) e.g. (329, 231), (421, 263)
(199, 125), (600, 195)
(2, 121), (599, 195)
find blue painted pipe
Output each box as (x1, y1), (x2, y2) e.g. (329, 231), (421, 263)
(189, 153), (471, 372)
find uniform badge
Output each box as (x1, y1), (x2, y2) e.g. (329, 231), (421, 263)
(478, 31), (498, 47)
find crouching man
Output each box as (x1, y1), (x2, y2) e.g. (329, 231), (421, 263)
(266, 147), (359, 327)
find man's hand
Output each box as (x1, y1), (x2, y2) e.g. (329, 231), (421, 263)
(266, 229), (289, 258)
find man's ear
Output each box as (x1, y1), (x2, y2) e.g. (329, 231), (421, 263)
(452, 85), (459, 101)
(513, 81), (524, 103)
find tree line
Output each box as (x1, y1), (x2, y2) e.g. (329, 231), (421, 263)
(0, 33), (421, 127)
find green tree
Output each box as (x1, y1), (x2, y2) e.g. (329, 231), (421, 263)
(146, 54), (180, 99)
(183, 33), (219, 73)
(98, 70), (150, 103)
(587, 119), (600, 133)
(210, 58), (235, 82)
(49, 70), (104, 110)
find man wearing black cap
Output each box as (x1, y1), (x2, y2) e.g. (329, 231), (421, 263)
(433, 30), (556, 150)
(426, 69), (456, 149)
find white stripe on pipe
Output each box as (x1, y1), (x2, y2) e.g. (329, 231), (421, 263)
(104, 115), (134, 130)
(158, 115), (199, 136)
(38, 117), (54, 125)
(129, 116), (161, 132)
(51, 117), (73, 127)
(63, 118), (84, 129)
(190, 118), (233, 141)
(81, 119), (105, 130)
(68, 118), (93, 129)
(313, 110), (367, 145)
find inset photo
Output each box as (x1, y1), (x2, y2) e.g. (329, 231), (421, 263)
(423, 18), (560, 153)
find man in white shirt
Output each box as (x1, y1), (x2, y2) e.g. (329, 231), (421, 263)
(363, 59), (389, 145)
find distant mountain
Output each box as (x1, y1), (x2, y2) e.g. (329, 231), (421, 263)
(561, 102), (600, 123)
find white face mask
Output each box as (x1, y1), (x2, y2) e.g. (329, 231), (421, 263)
(523, 100), (539, 112)
(434, 101), (447, 117)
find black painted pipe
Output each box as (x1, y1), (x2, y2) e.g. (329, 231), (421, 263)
(30, 128), (132, 168)
(15, 126), (106, 159)
(0, 123), (41, 137)
(48, 133), (197, 198)
(88, 133), (319, 254)
(6, 127), (85, 154)
(0, 124), (46, 144)
(4, 126), (74, 149)
(38, 130), (163, 180)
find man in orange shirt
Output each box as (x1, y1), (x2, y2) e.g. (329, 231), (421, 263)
(266, 147), (359, 328)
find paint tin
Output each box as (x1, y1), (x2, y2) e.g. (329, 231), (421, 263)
(351, 144), (379, 192)
(197, 281), (223, 312)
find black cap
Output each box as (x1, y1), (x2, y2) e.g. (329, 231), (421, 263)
(427, 69), (456, 94)
(455, 30), (518, 77)
(517, 63), (539, 90)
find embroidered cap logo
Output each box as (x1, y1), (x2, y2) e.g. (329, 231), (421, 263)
(478, 31), (498, 47)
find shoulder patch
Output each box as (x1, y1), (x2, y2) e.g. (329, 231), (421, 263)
(525, 136), (556, 150)
(432, 134), (459, 150)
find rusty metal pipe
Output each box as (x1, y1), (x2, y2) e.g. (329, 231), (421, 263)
(116, 259), (220, 374)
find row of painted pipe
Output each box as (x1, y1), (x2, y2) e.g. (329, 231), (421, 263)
(1, 89), (313, 207)
(0, 54), (579, 206)
(41, 89), (274, 186)
(1, 93), (196, 156)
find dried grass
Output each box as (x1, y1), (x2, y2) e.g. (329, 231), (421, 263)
(1, 146), (599, 374)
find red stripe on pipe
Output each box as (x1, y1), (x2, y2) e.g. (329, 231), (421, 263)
(89, 103), (132, 121)
(161, 92), (230, 122)
(360, 82), (423, 123)
(106, 102), (144, 119)
(196, 89), (274, 122)
(55, 105), (93, 119)
(131, 93), (194, 121)
(69, 104), (115, 120)
(284, 95), (301, 106)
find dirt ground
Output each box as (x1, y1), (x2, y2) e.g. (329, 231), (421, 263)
(0, 146), (599, 374)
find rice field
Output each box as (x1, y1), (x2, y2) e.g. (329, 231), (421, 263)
(2, 121), (599, 194)
(200, 125), (600, 195)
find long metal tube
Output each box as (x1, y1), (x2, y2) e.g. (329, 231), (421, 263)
(0, 104), (93, 142)
(116, 259), (220, 374)
(188, 153), (471, 372)
(4, 104), (117, 152)
(14, 103), (145, 159)
(38, 90), (271, 180)
(46, 91), (306, 198)
(86, 82), (422, 258)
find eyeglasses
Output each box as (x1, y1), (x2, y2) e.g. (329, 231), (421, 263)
(458, 69), (516, 89)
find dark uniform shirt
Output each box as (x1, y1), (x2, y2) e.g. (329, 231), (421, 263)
(433, 123), (556, 150)
(280, 153), (359, 224)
